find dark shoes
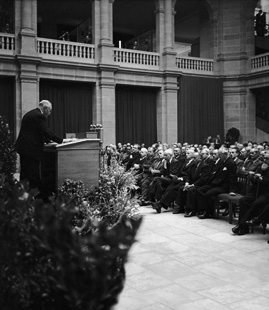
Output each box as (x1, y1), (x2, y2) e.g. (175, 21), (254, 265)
(152, 202), (162, 213)
(198, 211), (212, 219)
(232, 224), (249, 235)
(184, 211), (196, 217)
(172, 203), (184, 214)
(238, 226), (249, 235)
(232, 225), (241, 234)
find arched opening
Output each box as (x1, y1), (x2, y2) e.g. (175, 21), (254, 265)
(174, 0), (213, 59)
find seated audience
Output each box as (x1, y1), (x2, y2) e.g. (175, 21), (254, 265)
(195, 147), (237, 219)
(139, 149), (166, 204)
(152, 149), (196, 213)
(149, 148), (181, 208)
(184, 148), (214, 217)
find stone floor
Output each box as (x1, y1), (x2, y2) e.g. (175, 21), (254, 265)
(114, 206), (269, 310)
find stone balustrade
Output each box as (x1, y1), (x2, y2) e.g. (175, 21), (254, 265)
(37, 38), (95, 63)
(175, 56), (214, 74)
(1, 35), (269, 77)
(251, 52), (269, 72)
(0, 33), (15, 55)
(113, 48), (160, 69)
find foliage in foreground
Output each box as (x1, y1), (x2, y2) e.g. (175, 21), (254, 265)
(0, 178), (142, 310)
(0, 115), (16, 175)
(58, 159), (140, 234)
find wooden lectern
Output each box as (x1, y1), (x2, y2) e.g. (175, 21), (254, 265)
(41, 139), (101, 194)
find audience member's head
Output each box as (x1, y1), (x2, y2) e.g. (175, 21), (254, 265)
(140, 147), (148, 157)
(249, 148), (259, 160)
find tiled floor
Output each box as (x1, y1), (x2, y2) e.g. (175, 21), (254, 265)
(114, 206), (269, 310)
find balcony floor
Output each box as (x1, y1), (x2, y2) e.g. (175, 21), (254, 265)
(114, 206), (269, 310)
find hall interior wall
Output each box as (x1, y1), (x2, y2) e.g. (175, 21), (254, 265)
(0, 0), (269, 146)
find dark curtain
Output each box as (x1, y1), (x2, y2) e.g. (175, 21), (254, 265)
(40, 80), (93, 137)
(178, 75), (224, 144)
(0, 76), (15, 137)
(252, 87), (269, 134)
(116, 86), (157, 147)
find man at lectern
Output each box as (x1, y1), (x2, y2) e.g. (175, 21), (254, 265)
(15, 100), (63, 195)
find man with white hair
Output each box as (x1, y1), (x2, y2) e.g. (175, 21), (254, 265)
(150, 148), (182, 211)
(15, 100), (63, 195)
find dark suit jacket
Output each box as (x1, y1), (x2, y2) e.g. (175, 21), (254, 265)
(209, 157), (237, 192)
(165, 157), (182, 177)
(191, 160), (211, 188)
(178, 159), (197, 183)
(15, 108), (63, 161)
(122, 151), (141, 170)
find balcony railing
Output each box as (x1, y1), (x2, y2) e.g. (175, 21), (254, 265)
(0, 33), (15, 55)
(37, 38), (95, 63)
(114, 48), (160, 69)
(175, 56), (214, 74)
(251, 52), (269, 72)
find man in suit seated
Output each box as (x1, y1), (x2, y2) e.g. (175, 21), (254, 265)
(238, 148), (262, 175)
(229, 147), (243, 171)
(195, 147), (237, 219)
(122, 144), (141, 170)
(152, 149), (197, 213)
(150, 148), (182, 212)
(140, 149), (166, 205)
(183, 148), (214, 217)
(232, 157), (269, 235)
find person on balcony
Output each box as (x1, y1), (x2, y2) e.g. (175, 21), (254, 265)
(3, 23), (11, 33)
(255, 9), (266, 37)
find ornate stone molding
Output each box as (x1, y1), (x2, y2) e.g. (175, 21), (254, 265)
(19, 75), (38, 83)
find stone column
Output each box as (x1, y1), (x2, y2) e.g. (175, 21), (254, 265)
(162, 0), (177, 71)
(98, 0), (114, 64)
(157, 74), (178, 144)
(96, 67), (116, 145)
(20, 0), (36, 54)
(164, 0), (173, 51)
(100, 0), (110, 43)
(155, 0), (165, 54)
(216, 0), (257, 142)
(92, 0), (116, 145)
(21, 0), (32, 30)
(155, 0), (178, 143)
(92, 0), (101, 46)
(16, 0), (40, 126)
